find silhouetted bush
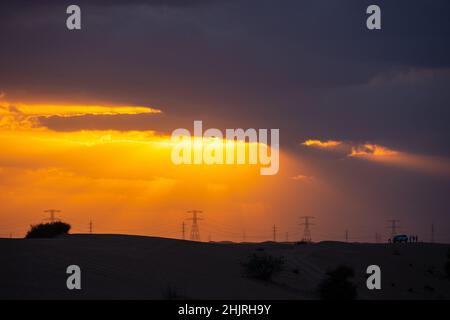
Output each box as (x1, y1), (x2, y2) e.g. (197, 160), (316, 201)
(242, 253), (284, 281)
(319, 265), (357, 300)
(25, 221), (71, 239)
(424, 285), (435, 293)
(162, 284), (187, 300)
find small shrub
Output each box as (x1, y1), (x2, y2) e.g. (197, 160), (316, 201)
(242, 253), (284, 281)
(319, 265), (357, 300)
(162, 285), (186, 300)
(424, 285), (435, 293)
(25, 221), (71, 239)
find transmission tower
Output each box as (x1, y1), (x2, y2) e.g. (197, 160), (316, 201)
(345, 229), (349, 242)
(272, 224), (277, 242)
(285, 232), (289, 242)
(43, 209), (61, 222)
(182, 222), (186, 240)
(387, 219), (400, 239)
(187, 210), (203, 241)
(89, 220), (93, 234)
(300, 216), (315, 242)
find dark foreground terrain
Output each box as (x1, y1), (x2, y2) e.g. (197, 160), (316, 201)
(0, 234), (449, 299)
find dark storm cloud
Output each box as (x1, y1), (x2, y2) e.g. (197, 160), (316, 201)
(0, 0), (220, 9)
(0, 0), (449, 156)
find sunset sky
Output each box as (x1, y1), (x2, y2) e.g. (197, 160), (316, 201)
(0, 0), (449, 242)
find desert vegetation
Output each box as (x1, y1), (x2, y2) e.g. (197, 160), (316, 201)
(318, 265), (357, 300)
(25, 221), (71, 239)
(242, 253), (284, 281)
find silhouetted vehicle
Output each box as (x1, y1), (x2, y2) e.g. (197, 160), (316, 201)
(393, 234), (408, 243)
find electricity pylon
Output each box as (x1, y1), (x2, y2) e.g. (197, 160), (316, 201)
(388, 219), (400, 239)
(300, 216), (315, 242)
(43, 209), (61, 222)
(182, 222), (186, 240)
(187, 210), (203, 241)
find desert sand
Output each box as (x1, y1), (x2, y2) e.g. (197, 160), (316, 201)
(0, 234), (449, 299)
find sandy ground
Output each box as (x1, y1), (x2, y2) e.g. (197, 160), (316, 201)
(0, 234), (449, 299)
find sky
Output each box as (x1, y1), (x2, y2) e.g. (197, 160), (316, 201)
(0, 0), (449, 242)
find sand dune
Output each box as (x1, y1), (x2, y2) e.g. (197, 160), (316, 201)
(0, 234), (448, 299)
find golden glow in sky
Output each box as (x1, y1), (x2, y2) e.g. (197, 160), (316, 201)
(1, 101), (449, 241)
(0, 100), (297, 240)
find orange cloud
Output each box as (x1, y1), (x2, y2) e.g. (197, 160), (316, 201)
(302, 139), (342, 148)
(303, 138), (450, 177)
(13, 103), (161, 117)
(349, 144), (398, 157)
(291, 174), (314, 181)
(0, 101), (161, 130)
(0, 101), (161, 117)
(349, 143), (450, 177)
